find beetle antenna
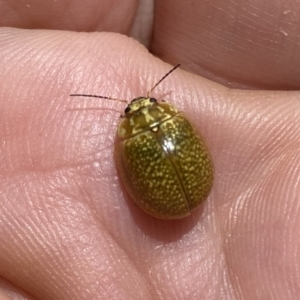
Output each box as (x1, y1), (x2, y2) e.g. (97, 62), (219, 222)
(70, 94), (128, 104)
(147, 64), (181, 97)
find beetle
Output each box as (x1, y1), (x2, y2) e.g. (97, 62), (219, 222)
(71, 64), (213, 219)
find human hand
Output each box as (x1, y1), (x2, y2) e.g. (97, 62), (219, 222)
(0, 1), (299, 299)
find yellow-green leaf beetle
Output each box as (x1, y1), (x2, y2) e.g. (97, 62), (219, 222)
(71, 64), (213, 219)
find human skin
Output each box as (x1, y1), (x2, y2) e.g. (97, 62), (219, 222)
(0, 0), (300, 299)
